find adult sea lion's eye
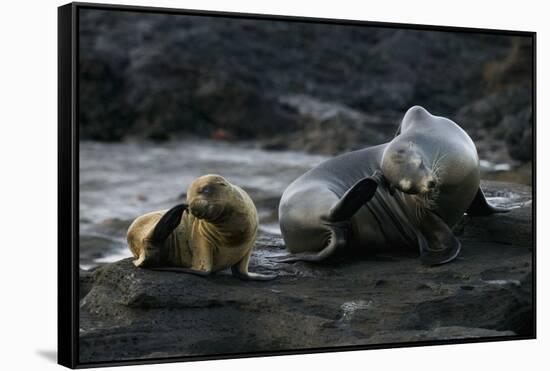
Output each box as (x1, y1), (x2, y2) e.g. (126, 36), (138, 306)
(410, 157), (422, 168)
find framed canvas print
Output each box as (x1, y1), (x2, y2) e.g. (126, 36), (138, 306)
(58, 2), (536, 368)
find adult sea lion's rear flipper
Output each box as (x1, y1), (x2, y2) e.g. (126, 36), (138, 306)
(466, 188), (511, 216)
(150, 203), (188, 244)
(273, 224), (347, 263)
(418, 211), (461, 266)
(329, 175), (380, 221)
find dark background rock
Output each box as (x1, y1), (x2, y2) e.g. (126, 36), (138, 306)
(79, 9), (533, 166)
(79, 181), (533, 363)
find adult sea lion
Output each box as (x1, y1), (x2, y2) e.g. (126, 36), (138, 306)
(278, 105), (508, 265)
(127, 174), (276, 280)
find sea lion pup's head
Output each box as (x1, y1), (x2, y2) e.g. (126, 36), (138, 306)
(381, 140), (437, 195)
(187, 174), (235, 223)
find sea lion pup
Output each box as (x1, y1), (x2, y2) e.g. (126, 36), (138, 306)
(127, 174), (276, 280)
(277, 105), (509, 265)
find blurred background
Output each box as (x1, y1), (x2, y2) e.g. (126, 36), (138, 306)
(78, 8), (533, 269)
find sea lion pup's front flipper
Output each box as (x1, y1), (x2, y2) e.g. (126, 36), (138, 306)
(133, 203), (187, 268)
(149, 203), (188, 244)
(417, 211), (461, 266)
(149, 267), (211, 276)
(466, 188), (511, 216)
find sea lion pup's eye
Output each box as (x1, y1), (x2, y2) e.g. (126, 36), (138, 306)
(198, 186), (211, 194)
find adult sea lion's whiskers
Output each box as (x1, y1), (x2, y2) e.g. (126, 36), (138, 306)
(431, 152), (447, 180)
(392, 148), (445, 222)
(412, 186), (440, 224)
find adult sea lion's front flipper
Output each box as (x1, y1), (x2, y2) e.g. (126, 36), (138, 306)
(466, 188), (511, 216)
(417, 211), (461, 265)
(329, 173), (382, 221)
(275, 173), (384, 264)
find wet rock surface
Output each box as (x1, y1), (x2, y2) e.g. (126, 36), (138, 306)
(79, 181), (533, 363)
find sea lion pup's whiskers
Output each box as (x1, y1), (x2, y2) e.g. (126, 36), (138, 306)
(202, 202), (229, 224)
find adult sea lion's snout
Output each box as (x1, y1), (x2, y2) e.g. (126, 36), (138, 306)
(396, 172), (437, 195)
(381, 142), (438, 196)
(420, 175), (437, 194)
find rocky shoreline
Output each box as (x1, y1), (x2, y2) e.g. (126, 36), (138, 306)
(79, 181), (533, 363)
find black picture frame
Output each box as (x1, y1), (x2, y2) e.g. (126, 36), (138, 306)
(58, 2), (536, 368)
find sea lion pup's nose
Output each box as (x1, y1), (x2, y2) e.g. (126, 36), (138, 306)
(427, 180), (436, 189)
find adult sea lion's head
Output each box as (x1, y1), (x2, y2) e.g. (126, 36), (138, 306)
(381, 140), (437, 195)
(187, 174), (235, 222)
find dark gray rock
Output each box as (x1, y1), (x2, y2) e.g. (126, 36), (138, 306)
(505, 106), (533, 161)
(79, 269), (95, 300)
(78, 9), (533, 166)
(454, 85), (533, 163)
(455, 83), (532, 130)
(366, 327), (515, 343)
(79, 181), (533, 363)
(262, 95), (389, 155)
